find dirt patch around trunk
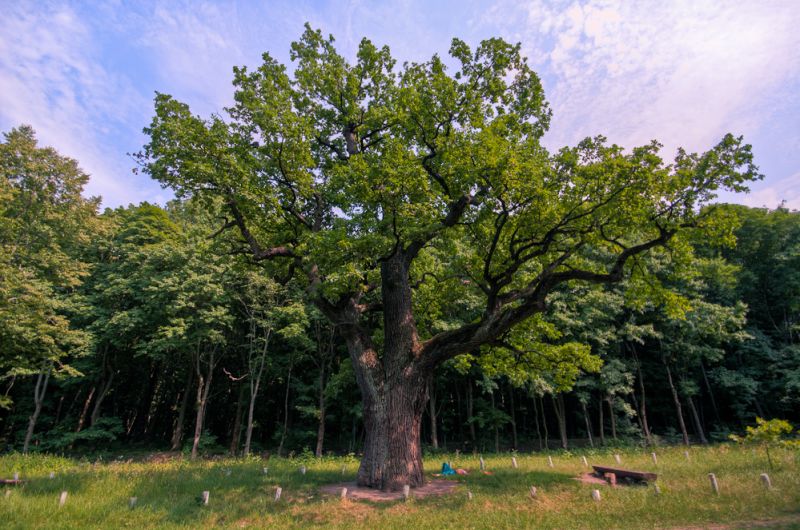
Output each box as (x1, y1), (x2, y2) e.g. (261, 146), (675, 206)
(319, 479), (460, 501)
(574, 472), (610, 485)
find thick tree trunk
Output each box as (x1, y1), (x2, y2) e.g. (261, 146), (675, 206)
(336, 253), (429, 491)
(171, 369), (193, 451)
(664, 359), (690, 446)
(23, 366), (51, 453)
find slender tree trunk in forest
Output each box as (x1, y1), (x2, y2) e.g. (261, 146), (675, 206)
(90, 371), (115, 427)
(52, 395), (64, 428)
(315, 358), (328, 457)
(700, 360), (722, 425)
(490, 390), (500, 452)
(581, 401), (594, 448)
(230, 384), (245, 455)
(636, 363), (652, 444)
(455, 386), (465, 448)
(607, 397), (617, 440)
(539, 395), (549, 450)
(75, 386), (96, 433)
(23, 365), (51, 453)
(191, 349), (215, 460)
(428, 378), (438, 449)
(467, 382), (476, 448)
(277, 363), (293, 457)
(171, 369), (193, 451)
(243, 329), (270, 457)
(598, 397), (605, 445)
(687, 395), (708, 444)
(552, 394), (568, 449)
(508, 385), (518, 450)
(664, 359), (690, 446)
(531, 396), (542, 450)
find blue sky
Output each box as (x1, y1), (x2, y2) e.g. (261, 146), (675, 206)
(2, 0), (799, 209)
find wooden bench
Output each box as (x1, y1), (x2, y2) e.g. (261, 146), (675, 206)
(0, 478), (24, 486)
(592, 465), (657, 484)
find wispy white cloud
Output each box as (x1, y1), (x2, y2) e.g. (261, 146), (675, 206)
(501, 0), (800, 154)
(137, 1), (248, 115)
(0, 2), (160, 207)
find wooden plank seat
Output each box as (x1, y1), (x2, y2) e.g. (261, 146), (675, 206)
(592, 465), (657, 483)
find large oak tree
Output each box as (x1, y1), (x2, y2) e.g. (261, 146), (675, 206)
(139, 26), (760, 490)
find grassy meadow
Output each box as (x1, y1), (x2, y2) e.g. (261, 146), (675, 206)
(1, 445), (799, 529)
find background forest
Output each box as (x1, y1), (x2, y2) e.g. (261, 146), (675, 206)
(1, 125), (798, 458)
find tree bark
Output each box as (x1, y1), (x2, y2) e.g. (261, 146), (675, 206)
(539, 395), (549, 450)
(664, 359), (690, 446)
(23, 365), (51, 453)
(277, 363), (293, 457)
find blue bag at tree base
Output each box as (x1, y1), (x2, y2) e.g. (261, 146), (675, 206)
(441, 462), (456, 476)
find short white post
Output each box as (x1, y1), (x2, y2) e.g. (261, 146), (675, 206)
(760, 473), (772, 489)
(467, 491), (473, 500)
(274, 487), (282, 502)
(708, 473), (719, 495)
(340, 487), (348, 499)
(263, 467), (269, 475)
(651, 452), (658, 465)
(299, 465), (306, 475)
(201, 491), (210, 505)
(59, 491), (68, 507)
(511, 457), (518, 469)
(529, 486), (537, 499)
(591, 489), (601, 502)
(581, 456), (588, 468)
(49, 472), (55, 479)
(341, 464), (346, 475)
(129, 497), (138, 509)
(455, 449), (460, 457)
(548, 455), (554, 468)
(614, 454), (621, 464)
(13, 472), (18, 481)
(479, 457), (486, 471)
(654, 483), (661, 495)
(402, 484), (411, 501)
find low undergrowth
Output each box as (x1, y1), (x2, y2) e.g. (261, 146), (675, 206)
(1, 445), (799, 529)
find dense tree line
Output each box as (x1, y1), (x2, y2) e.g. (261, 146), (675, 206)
(1, 125), (797, 459)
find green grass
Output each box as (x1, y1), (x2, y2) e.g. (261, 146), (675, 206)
(1, 445), (799, 529)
